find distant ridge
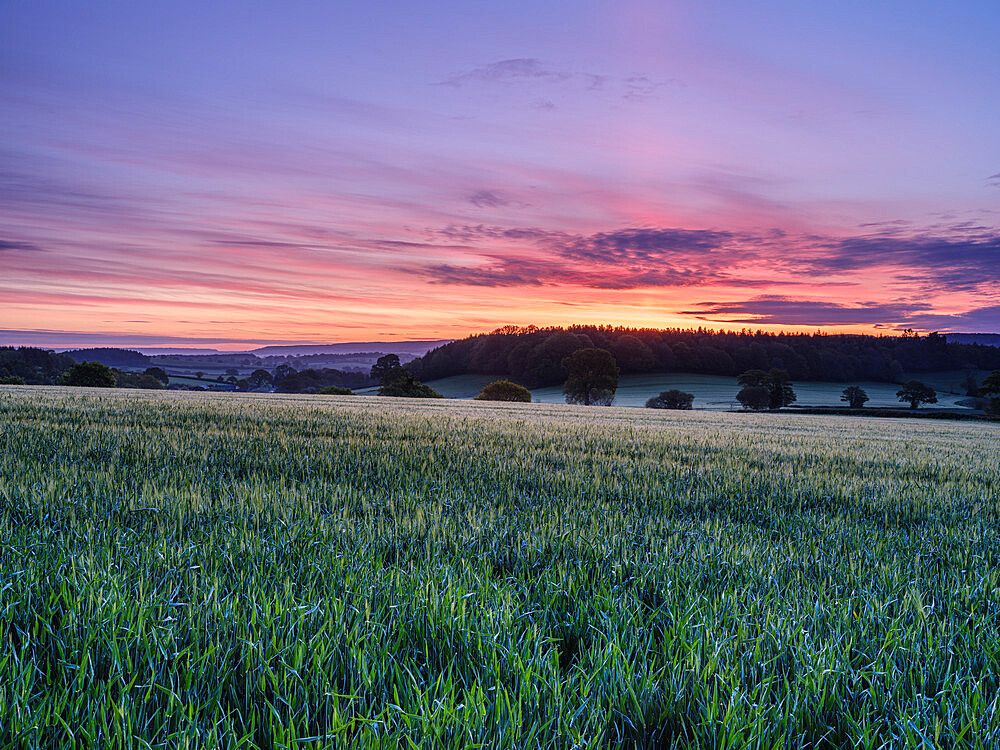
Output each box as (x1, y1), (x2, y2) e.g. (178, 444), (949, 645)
(250, 340), (452, 357)
(946, 333), (1000, 347)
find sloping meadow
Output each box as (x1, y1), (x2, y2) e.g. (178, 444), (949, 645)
(1, 388), (999, 748)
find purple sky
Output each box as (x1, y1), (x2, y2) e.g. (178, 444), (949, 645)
(2, 0), (999, 347)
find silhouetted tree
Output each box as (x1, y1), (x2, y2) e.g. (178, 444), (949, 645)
(736, 385), (771, 411)
(646, 389), (694, 410)
(143, 366), (169, 385)
(371, 354), (405, 386)
(980, 371), (1000, 416)
(249, 369), (273, 388)
(737, 369), (796, 409)
(475, 380), (532, 402)
(562, 348), (619, 406)
(962, 371), (981, 397)
(896, 380), (937, 409)
(377, 371), (443, 398)
(841, 385), (869, 408)
(61, 361), (116, 388)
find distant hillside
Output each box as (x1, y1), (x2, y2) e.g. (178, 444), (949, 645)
(946, 333), (1000, 347)
(251, 340), (451, 357)
(64, 347), (150, 367)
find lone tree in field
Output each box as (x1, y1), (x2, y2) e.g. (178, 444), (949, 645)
(980, 370), (1000, 416)
(841, 385), (870, 408)
(371, 353), (442, 398)
(370, 354), (406, 386)
(61, 361), (116, 388)
(896, 380), (937, 409)
(737, 368), (796, 409)
(377, 371), (443, 398)
(646, 389), (694, 410)
(736, 385), (771, 411)
(475, 380), (532, 402)
(561, 348), (619, 406)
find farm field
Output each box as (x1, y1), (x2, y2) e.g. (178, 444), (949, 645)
(421, 373), (975, 410)
(2, 386), (999, 747)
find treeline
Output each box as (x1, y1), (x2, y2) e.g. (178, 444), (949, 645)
(410, 326), (1000, 387)
(64, 348), (150, 367)
(0, 347), (76, 384)
(272, 365), (371, 393)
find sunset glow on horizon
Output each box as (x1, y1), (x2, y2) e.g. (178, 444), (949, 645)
(2, 0), (999, 349)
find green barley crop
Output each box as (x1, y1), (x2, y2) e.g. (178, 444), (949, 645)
(1, 386), (999, 748)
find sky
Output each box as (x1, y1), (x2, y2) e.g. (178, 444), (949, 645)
(2, 0), (999, 349)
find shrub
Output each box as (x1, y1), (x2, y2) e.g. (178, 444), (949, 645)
(475, 380), (532, 402)
(378, 372), (443, 398)
(115, 371), (165, 389)
(646, 389), (694, 410)
(319, 385), (354, 395)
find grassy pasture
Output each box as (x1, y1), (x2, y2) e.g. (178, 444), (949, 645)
(1, 386), (999, 748)
(423, 373), (974, 410)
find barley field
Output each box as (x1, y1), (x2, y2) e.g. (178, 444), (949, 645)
(2, 387), (999, 749)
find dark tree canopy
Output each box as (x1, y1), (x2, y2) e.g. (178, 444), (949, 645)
(979, 370), (1000, 416)
(64, 348), (149, 368)
(736, 385), (771, 411)
(369, 353), (440, 397)
(370, 354), (405, 386)
(273, 366), (369, 393)
(0, 347), (75, 385)
(61, 361), (116, 388)
(561, 348), (619, 406)
(841, 385), (870, 408)
(319, 385), (354, 395)
(896, 380), (937, 409)
(646, 389), (694, 410)
(143, 367), (169, 385)
(115, 370), (165, 389)
(475, 380), (532, 402)
(737, 369), (796, 409)
(377, 371), (443, 398)
(249, 369), (274, 388)
(408, 326), (1000, 388)
(961, 372), (980, 397)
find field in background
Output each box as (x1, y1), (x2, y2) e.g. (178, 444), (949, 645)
(422, 372), (976, 409)
(2, 387), (999, 747)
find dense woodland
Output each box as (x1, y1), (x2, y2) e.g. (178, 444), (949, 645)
(0, 347), (76, 384)
(409, 326), (1000, 387)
